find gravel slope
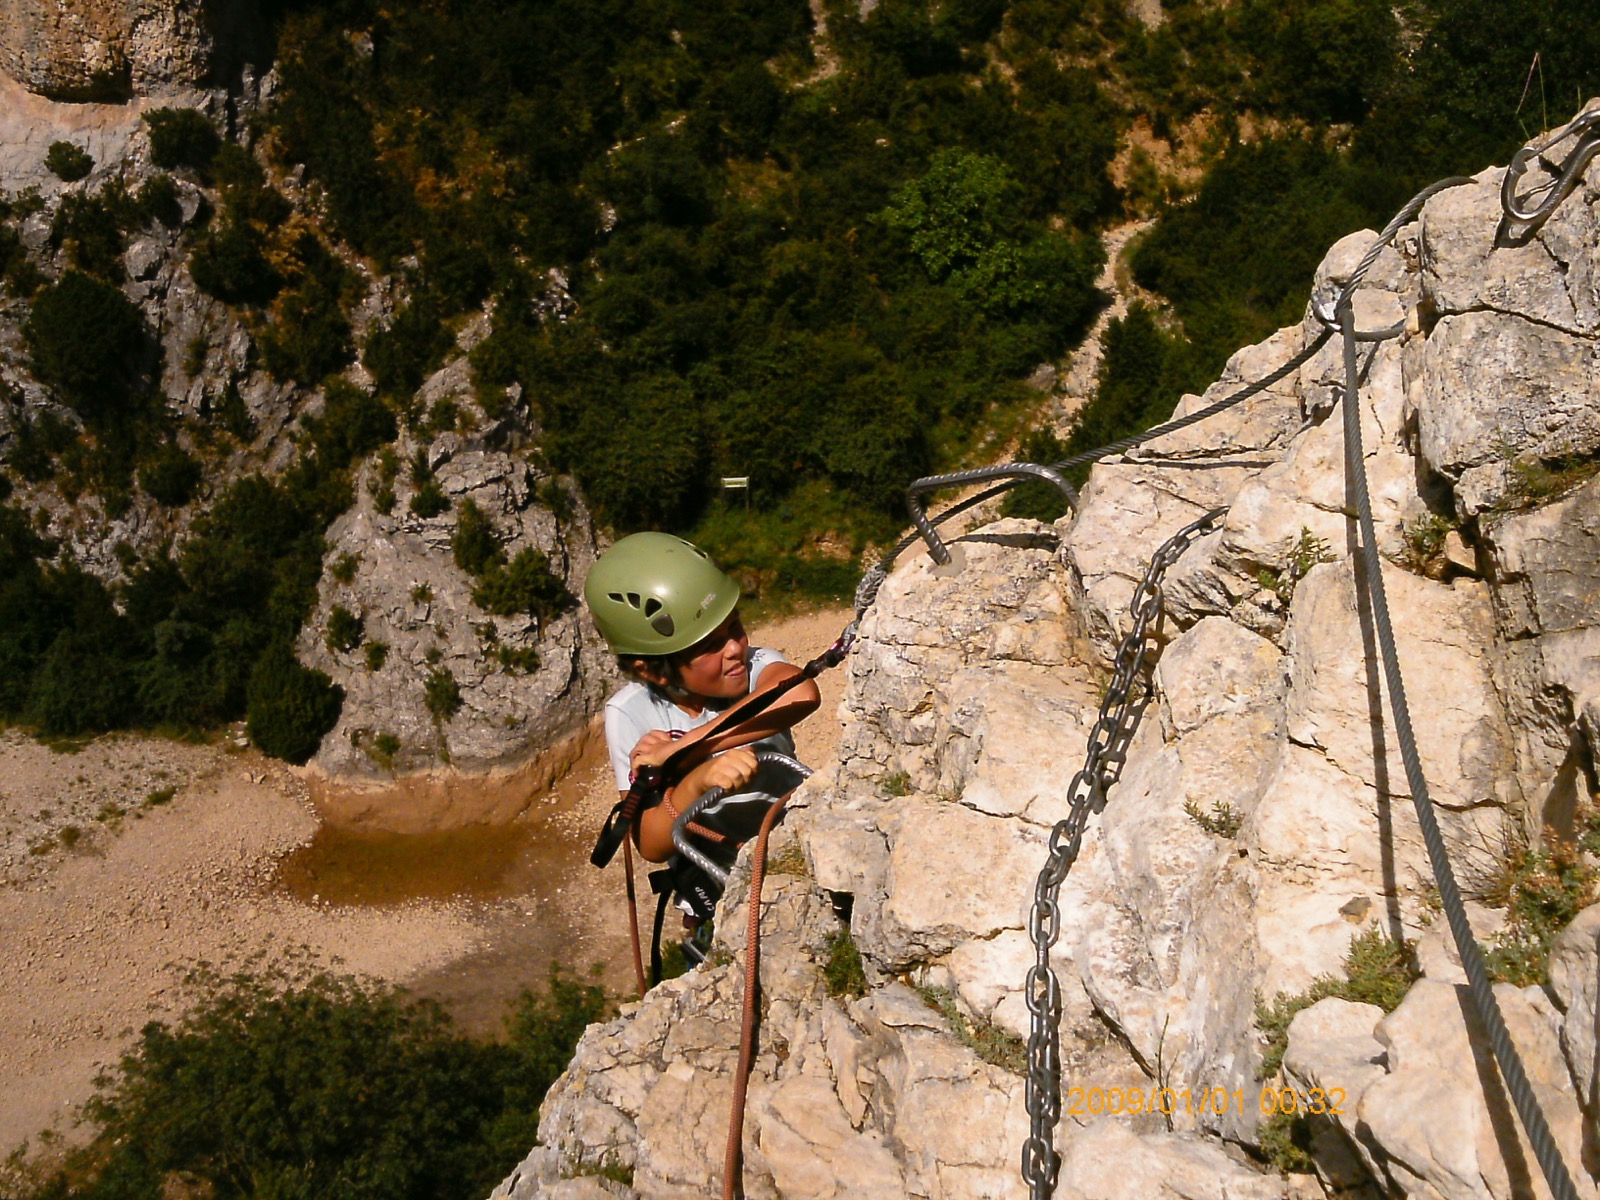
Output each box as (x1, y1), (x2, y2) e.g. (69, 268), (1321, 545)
(0, 606), (850, 1157)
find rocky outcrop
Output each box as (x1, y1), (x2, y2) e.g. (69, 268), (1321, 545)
(299, 341), (612, 792)
(0, 88), (609, 795)
(0, 0), (261, 100)
(491, 132), (1600, 1198)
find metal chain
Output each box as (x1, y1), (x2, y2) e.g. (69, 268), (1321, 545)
(1021, 506), (1227, 1198)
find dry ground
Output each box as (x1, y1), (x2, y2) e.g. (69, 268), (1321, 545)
(0, 607), (850, 1158)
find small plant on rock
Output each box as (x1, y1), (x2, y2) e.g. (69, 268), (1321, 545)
(1398, 512), (1455, 579)
(881, 770), (912, 798)
(1255, 927), (1416, 1081)
(823, 928), (867, 998)
(410, 478), (450, 518)
(918, 984), (1026, 1073)
(1261, 527), (1336, 606)
(45, 141), (93, 182)
(1184, 799), (1243, 838)
(330, 552), (361, 584)
(1254, 928), (1417, 1175)
(1483, 832), (1596, 987)
(325, 605), (364, 654)
(424, 666), (463, 722)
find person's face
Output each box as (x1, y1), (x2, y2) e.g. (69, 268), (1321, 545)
(672, 610), (749, 700)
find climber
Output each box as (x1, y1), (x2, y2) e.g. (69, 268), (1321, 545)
(584, 533), (819, 953)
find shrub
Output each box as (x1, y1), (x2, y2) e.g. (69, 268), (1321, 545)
(136, 173), (183, 227)
(19, 965), (612, 1200)
(451, 498), (501, 577)
(364, 640), (390, 671)
(471, 549), (576, 621)
(1256, 927), (1416, 1079)
(1485, 837), (1596, 986)
(23, 272), (147, 415)
(303, 380), (397, 469)
(325, 604), (364, 653)
(138, 444), (202, 507)
(330, 551), (361, 584)
(365, 295), (455, 399)
(410, 478), (450, 518)
(261, 283), (354, 382)
(424, 666), (462, 722)
(189, 219), (282, 305)
(210, 143), (292, 225)
(49, 190), (128, 279)
(7, 412), (78, 483)
(246, 642), (344, 763)
(144, 106), (221, 172)
(45, 141), (93, 182)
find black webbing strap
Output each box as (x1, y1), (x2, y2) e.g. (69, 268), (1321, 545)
(588, 633), (853, 868)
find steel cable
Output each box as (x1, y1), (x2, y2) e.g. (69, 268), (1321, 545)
(1335, 295), (1580, 1200)
(1021, 174), (1486, 1197)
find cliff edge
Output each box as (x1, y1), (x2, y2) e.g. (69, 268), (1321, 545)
(490, 115), (1600, 1200)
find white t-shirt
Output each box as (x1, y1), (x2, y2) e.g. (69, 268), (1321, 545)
(604, 646), (796, 791)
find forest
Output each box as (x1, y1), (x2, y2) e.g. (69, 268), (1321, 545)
(4, 3), (1600, 1196)
(0, 0), (1597, 750)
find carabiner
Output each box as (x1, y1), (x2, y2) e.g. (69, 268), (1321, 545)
(1501, 108), (1600, 229)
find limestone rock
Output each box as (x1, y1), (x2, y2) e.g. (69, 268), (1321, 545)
(0, 0), (260, 100)
(1548, 903), (1600, 1127)
(1315, 980), (1599, 1200)
(1055, 1118), (1285, 1200)
(1485, 474), (1600, 836)
(1418, 311), (1600, 516)
(492, 126), (1600, 1200)
(299, 361), (610, 785)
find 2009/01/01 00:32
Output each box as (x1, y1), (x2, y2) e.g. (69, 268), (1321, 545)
(1065, 1085), (1347, 1117)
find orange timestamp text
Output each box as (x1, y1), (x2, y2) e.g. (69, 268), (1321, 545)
(1065, 1085), (1347, 1117)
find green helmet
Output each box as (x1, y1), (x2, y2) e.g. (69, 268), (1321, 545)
(584, 533), (741, 657)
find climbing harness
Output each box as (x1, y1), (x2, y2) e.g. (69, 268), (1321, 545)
(591, 108), (1597, 1200)
(1501, 104), (1600, 236)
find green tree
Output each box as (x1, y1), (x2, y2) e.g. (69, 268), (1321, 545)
(137, 444), (202, 507)
(29, 967), (610, 1200)
(452, 498), (502, 577)
(245, 643), (343, 763)
(23, 272), (147, 415)
(45, 140), (93, 182)
(883, 148), (1023, 282)
(143, 106), (221, 172)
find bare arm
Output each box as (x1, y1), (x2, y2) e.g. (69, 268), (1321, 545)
(628, 664), (820, 778)
(633, 749), (758, 862)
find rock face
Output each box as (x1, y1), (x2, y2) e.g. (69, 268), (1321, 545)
(0, 0), (260, 100)
(300, 345), (612, 787)
(491, 136), (1600, 1197)
(0, 88), (609, 797)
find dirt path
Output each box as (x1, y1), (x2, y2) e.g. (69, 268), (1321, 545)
(0, 607), (851, 1156)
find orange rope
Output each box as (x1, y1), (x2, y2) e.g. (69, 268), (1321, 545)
(722, 796), (787, 1200)
(622, 838), (647, 999)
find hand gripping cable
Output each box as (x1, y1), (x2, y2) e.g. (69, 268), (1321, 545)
(588, 632), (855, 870)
